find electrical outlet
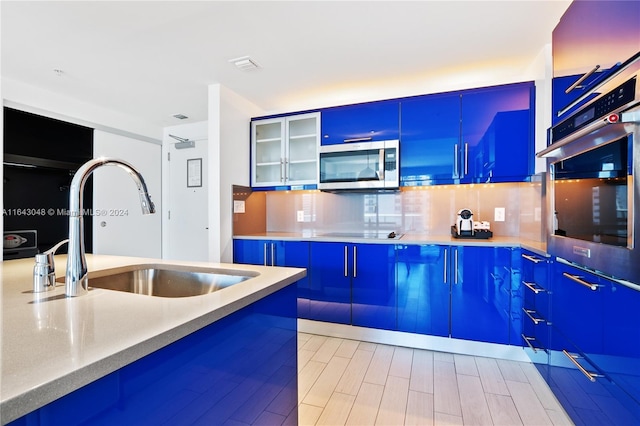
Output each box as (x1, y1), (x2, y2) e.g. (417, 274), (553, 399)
(296, 210), (305, 222)
(494, 207), (505, 222)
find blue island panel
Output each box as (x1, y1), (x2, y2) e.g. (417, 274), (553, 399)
(10, 284), (298, 426)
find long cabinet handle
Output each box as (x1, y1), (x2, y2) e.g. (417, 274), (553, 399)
(280, 158), (284, 182)
(562, 350), (603, 382)
(344, 246), (348, 277)
(563, 272), (599, 291)
(464, 143), (468, 176)
(443, 248), (448, 284)
(271, 243), (275, 267)
(353, 246), (357, 278)
(565, 64), (601, 94)
(263, 243), (268, 266)
(523, 281), (546, 294)
(522, 308), (546, 325)
(454, 144), (459, 177)
(454, 249), (459, 285)
(521, 334), (542, 353)
(522, 254), (543, 264)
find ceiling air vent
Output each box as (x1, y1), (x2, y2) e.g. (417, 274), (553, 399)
(172, 113), (189, 120)
(229, 56), (260, 71)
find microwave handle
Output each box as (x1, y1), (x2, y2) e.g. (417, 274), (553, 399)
(378, 149), (385, 180)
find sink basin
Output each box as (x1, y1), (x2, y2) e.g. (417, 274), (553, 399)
(84, 265), (257, 298)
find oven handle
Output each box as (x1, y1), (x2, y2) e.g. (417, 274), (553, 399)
(377, 149), (385, 180)
(565, 64), (601, 94)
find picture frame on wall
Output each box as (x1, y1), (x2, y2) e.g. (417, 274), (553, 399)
(187, 158), (202, 188)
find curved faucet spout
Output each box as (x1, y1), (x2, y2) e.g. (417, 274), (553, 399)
(65, 157), (156, 297)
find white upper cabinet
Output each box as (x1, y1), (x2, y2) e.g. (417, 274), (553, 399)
(251, 112), (320, 188)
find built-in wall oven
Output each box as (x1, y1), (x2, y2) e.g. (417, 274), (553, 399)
(539, 63), (640, 285)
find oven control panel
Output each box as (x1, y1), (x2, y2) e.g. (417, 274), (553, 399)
(552, 76), (637, 142)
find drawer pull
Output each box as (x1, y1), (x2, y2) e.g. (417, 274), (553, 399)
(522, 308), (546, 325)
(562, 350), (603, 382)
(563, 272), (599, 290)
(521, 334), (544, 353)
(522, 253), (543, 264)
(523, 281), (546, 294)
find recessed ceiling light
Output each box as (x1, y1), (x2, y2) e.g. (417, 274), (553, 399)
(228, 56), (260, 71)
(53, 69), (64, 76)
(172, 113), (189, 120)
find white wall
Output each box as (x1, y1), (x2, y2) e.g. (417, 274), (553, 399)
(525, 44), (554, 174)
(93, 130), (162, 258)
(208, 84), (263, 263)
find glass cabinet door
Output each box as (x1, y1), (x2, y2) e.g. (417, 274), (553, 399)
(252, 118), (285, 187)
(286, 113), (319, 185)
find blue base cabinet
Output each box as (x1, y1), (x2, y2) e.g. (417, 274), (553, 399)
(397, 244), (516, 345)
(233, 239), (311, 318)
(450, 246), (513, 345)
(350, 243), (397, 330)
(529, 260), (640, 425)
(9, 284), (298, 426)
(396, 244), (449, 336)
(307, 242), (396, 328)
(308, 242), (352, 324)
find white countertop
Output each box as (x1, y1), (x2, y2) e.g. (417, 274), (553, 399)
(233, 232), (548, 256)
(0, 255), (306, 424)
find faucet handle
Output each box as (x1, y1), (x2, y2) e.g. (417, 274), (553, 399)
(33, 239), (69, 293)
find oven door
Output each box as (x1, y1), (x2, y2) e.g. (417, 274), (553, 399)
(546, 115), (639, 284)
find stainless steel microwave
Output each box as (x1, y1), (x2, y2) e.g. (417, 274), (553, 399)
(318, 140), (399, 191)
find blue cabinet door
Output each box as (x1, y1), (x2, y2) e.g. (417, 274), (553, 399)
(233, 239), (269, 265)
(320, 100), (400, 145)
(272, 240), (311, 320)
(233, 239), (311, 319)
(351, 243), (397, 330)
(400, 93), (461, 185)
(396, 244), (449, 336)
(450, 246), (511, 344)
(461, 83), (534, 183)
(309, 242), (352, 324)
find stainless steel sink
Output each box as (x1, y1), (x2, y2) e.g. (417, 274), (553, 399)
(84, 265), (257, 298)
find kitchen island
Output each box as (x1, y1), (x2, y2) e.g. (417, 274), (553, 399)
(1, 255), (305, 425)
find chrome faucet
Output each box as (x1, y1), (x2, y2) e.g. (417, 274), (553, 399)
(65, 158), (156, 297)
(33, 239), (69, 292)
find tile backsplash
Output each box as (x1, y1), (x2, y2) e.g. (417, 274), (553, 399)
(264, 181), (545, 241)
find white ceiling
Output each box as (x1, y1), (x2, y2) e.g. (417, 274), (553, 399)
(1, 1), (571, 132)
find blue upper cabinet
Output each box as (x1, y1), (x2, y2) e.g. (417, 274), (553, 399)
(552, 1), (640, 124)
(400, 82), (534, 186)
(460, 83), (534, 183)
(400, 93), (461, 185)
(320, 100), (400, 145)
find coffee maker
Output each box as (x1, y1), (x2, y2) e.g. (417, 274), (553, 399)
(455, 209), (474, 237)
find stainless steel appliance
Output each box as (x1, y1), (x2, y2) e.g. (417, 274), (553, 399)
(539, 61), (640, 285)
(318, 140), (399, 191)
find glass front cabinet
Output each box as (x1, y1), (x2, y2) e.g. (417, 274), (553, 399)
(251, 112), (320, 188)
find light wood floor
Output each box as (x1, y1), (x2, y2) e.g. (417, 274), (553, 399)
(297, 333), (574, 426)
